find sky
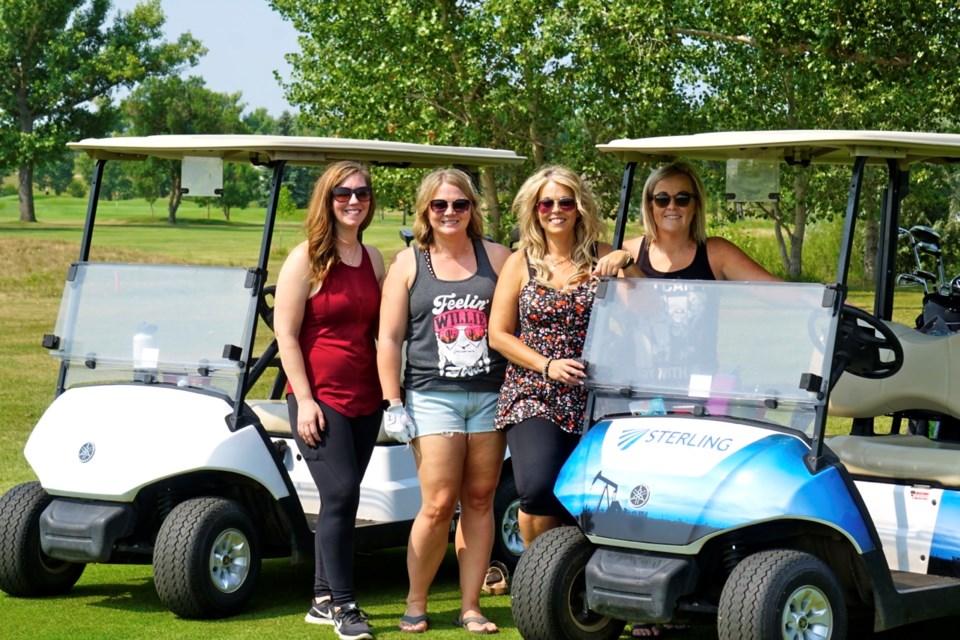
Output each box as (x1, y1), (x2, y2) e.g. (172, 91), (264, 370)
(112, 0), (300, 116)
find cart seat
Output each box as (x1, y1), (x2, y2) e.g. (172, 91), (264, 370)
(829, 320), (960, 419)
(827, 434), (960, 486)
(248, 399), (396, 445)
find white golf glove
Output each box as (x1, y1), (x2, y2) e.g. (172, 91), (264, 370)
(383, 404), (414, 444)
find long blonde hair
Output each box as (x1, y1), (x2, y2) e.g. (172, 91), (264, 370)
(412, 168), (484, 249)
(512, 165), (604, 286)
(304, 161), (376, 287)
(641, 161), (707, 244)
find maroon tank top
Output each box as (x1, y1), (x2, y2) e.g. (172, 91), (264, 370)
(289, 248), (382, 417)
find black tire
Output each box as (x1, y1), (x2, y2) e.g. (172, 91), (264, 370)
(153, 497), (261, 619)
(718, 549), (847, 640)
(0, 482), (85, 597)
(491, 471), (523, 572)
(511, 526), (624, 640)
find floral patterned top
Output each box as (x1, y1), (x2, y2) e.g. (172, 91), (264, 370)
(494, 263), (599, 434)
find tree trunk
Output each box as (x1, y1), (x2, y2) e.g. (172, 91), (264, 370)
(167, 172), (182, 224)
(481, 169), (502, 241)
(787, 170), (810, 279)
(862, 217), (878, 283)
(18, 162), (37, 222)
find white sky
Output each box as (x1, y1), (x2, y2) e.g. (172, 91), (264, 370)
(111, 0), (299, 115)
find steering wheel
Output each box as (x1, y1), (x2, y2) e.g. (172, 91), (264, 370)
(258, 285), (276, 331)
(833, 305), (903, 379)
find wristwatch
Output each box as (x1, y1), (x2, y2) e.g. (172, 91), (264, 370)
(621, 252), (635, 269)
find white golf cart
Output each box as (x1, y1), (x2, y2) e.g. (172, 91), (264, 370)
(511, 131), (960, 639)
(0, 135), (525, 618)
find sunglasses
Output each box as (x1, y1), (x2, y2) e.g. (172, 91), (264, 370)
(650, 192), (696, 208)
(536, 197), (577, 214)
(438, 325), (486, 344)
(429, 199), (472, 214)
(332, 186), (373, 203)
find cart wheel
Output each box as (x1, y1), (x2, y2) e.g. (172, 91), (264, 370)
(491, 472), (523, 572)
(511, 526), (624, 640)
(718, 549), (846, 640)
(154, 497), (261, 619)
(0, 482), (85, 596)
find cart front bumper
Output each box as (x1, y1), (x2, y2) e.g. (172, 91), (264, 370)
(585, 548), (698, 623)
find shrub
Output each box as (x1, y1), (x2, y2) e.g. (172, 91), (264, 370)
(66, 179), (87, 199)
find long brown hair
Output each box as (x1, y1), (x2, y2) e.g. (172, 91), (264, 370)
(304, 161), (376, 287)
(412, 168), (484, 249)
(512, 165), (604, 287)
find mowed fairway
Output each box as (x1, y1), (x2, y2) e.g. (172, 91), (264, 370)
(0, 196), (955, 638)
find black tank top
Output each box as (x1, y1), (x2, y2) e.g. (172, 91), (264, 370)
(637, 236), (716, 280)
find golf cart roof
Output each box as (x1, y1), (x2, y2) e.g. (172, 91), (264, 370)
(68, 134), (526, 168)
(598, 130), (960, 166)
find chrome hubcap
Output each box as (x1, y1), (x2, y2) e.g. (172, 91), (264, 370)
(208, 527), (250, 593)
(782, 585), (832, 639)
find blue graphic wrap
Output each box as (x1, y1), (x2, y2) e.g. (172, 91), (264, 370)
(555, 418), (874, 551)
(930, 489), (960, 577)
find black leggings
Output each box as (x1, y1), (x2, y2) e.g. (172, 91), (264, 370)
(287, 395), (381, 606)
(505, 417), (581, 517)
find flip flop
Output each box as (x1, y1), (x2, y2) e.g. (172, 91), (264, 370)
(481, 561), (509, 595)
(454, 615), (498, 634)
(399, 613), (430, 633)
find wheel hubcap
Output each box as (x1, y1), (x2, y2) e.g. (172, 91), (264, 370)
(500, 498), (524, 557)
(782, 585), (832, 640)
(208, 527), (250, 593)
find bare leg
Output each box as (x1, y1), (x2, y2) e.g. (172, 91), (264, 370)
(401, 434), (466, 632)
(519, 510), (564, 548)
(455, 431), (506, 633)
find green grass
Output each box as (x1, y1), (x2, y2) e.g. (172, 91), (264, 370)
(0, 195), (943, 639)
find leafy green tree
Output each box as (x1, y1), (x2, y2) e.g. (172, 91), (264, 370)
(0, 0), (203, 221)
(35, 153), (77, 195)
(122, 76), (246, 223)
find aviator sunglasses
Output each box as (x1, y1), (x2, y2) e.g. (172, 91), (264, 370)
(332, 186), (373, 203)
(536, 197), (578, 214)
(429, 199), (473, 214)
(438, 325), (486, 343)
(650, 192), (696, 208)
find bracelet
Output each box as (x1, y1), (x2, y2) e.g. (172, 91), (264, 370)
(542, 357), (553, 382)
(621, 251), (635, 269)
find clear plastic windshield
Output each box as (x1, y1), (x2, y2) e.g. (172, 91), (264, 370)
(582, 279), (837, 436)
(50, 263), (258, 400)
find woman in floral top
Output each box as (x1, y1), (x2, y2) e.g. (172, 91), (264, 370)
(489, 165), (640, 547)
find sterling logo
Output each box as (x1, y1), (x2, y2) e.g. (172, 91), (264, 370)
(78, 442), (96, 463)
(630, 484), (651, 508)
(618, 427), (733, 452)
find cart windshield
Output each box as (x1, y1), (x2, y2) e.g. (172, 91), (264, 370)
(582, 279), (837, 437)
(49, 263), (257, 400)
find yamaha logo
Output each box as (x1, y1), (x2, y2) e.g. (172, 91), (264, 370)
(629, 484), (650, 508)
(78, 442), (96, 463)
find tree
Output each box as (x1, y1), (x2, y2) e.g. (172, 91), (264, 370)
(122, 76), (247, 223)
(35, 152), (77, 195)
(0, 0), (204, 222)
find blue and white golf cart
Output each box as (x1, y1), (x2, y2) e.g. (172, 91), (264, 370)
(511, 131), (960, 640)
(0, 135), (525, 618)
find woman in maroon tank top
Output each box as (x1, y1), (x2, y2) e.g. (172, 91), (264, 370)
(274, 161), (386, 640)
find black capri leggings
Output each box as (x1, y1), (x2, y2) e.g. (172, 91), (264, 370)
(505, 417), (581, 517)
(287, 394), (381, 606)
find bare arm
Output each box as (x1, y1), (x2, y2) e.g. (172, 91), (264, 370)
(377, 248), (415, 405)
(707, 237), (782, 281)
(274, 242), (325, 446)
(594, 242), (643, 277)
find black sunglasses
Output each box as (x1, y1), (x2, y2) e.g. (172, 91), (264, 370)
(536, 197), (577, 214)
(650, 192), (696, 208)
(332, 186), (373, 203)
(429, 199), (472, 214)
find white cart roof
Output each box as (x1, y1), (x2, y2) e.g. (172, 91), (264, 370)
(68, 134), (526, 167)
(598, 130), (960, 166)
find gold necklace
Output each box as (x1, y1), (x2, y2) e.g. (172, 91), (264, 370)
(339, 242), (362, 266)
(545, 253), (572, 269)
(433, 242), (472, 261)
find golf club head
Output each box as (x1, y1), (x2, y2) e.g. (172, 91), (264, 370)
(897, 273), (925, 288)
(915, 270), (937, 283)
(910, 225), (940, 246)
(915, 241), (942, 257)
(952, 275), (960, 295)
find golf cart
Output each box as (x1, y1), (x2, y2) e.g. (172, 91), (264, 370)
(510, 131), (960, 639)
(0, 135), (525, 618)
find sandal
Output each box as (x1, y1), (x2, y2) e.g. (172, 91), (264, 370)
(481, 561), (509, 595)
(630, 623), (690, 637)
(454, 615), (498, 634)
(399, 612), (430, 633)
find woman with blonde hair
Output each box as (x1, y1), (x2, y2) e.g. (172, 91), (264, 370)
(378, 168), (511, 634)
(489, 165), (639, 548)
(275, 160), (386, 640)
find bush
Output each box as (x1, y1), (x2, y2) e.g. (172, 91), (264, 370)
(66, 179), (87, 199)
(0, 184), (16, 197)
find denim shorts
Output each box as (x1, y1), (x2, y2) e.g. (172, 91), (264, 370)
(406, 389), (499, 438)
